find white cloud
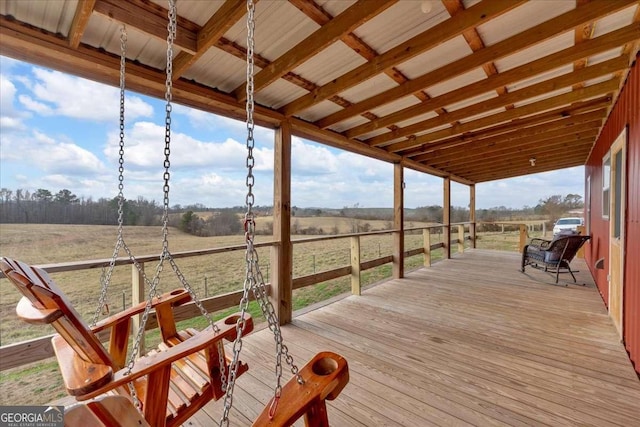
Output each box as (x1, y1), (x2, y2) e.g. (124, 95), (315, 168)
(0, 74), (29, 129)
(477, 166), (585, 208)
(1, 129), (106, 176)
(18, 94), (53, 115)
(23, 68), (153, 121)
(103, 121), (273, 173)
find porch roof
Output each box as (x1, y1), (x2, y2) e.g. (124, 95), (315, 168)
(1, 0), (639, 183)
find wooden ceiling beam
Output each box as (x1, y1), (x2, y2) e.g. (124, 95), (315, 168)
(93, 0), (199, 54)
(384, 77), (620, 153)
(281, 0), (522, 117)
(465, 154), (590, 182)
(346, 23), (640, 139)
(288, 0), (433, 130)
(172, 0), (248, 81)
(365, 56), (626, 147)
(442, 0), (511, 106)
(440, 143), (595, 179)
(428, 129), (599, 170)
(409, 108), (608, 161)
(0, 16), (282, 128)
(424, 121), (602, 167)
(414, 110), (606, 162)
(316, 0), (637, 129)
(405, 97), (611, 158)
(234, 0), (398, 102)
(572, 0), (595, 90)
(448, 145), (593, 177)
(68, 0), (96, 48)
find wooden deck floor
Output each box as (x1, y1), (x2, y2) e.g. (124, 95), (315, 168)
(186, 249), (640, 426)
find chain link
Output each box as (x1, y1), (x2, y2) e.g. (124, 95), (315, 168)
(219, 2), (303, 424)
(120, 0), (225, 410)
(92, 26), (129, 327)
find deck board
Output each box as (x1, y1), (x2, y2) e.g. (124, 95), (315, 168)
(54, 250), (639, 426)
(192, 249), (640, 426)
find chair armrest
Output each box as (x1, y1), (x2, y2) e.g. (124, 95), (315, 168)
(253, 352), (349, 426)
(78, 312), (254, 400)
(91, 289), (191, 334)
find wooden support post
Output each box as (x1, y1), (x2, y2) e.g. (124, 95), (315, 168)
(393, 163), (404, 279)
(271, 121), (293, 325)
(423, 229), (431, 267)
(470, 184), (476, 248)
(519, 224), (528, 253)
(542, 221), (546, 238)
(131, 263), (145, 357)
(458, 225), (465, 254)
(443, 177), (451, 259)
(350, 236), (361, 295)
(577, 225), (586, 258)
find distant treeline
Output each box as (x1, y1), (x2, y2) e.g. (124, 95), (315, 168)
(0, 188), (582, 236)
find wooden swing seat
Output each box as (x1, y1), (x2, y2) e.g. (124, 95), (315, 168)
(1, 257), (253, 427)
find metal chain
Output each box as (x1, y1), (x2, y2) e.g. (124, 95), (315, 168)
(121, 1), (223, 409)
(220, 2), (302, 424)
(92, 26), (129, 326)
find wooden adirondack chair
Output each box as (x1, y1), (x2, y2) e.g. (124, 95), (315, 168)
(1, 257), (253, 427)
(3, 256), (350, 426)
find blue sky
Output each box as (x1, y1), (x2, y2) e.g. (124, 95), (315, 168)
(0, 55), (585, 210)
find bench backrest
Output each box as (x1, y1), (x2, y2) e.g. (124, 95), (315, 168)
(1, 257), (113, 367)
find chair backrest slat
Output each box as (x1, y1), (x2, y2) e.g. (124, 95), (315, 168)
(549, 236), (590, 264)
(1, 257), (112, 366)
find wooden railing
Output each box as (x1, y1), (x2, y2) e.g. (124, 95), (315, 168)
(0, 223), (471, 371)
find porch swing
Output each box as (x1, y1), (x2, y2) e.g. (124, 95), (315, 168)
(1, 1), (348, 426)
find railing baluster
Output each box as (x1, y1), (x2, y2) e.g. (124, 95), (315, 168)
(131, 263), (145, 356)
(423, 229), (431, 267)
(350, 236), (361, 296)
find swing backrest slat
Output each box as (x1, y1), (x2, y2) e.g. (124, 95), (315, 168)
(1, 257), (113, 367)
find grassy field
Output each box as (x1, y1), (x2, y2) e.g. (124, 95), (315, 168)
(0, 221), (532, 404)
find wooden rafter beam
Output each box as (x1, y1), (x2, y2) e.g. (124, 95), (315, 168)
(93, 0), (199, 54)
(288, 0), (433, 131)
(572, 0), (596, 90)
(282, 0), (522, 117)
(68, 0), (96, 48)
(415, 110), (607, 163)
(345, 23), (640, 139)
(464, 154), (590, 183)
(0, 15), (280, 127)
(384, 77), (620, 153)
(405, 96), (612, 158)
(172, 0), (248, 81)
(234, 0), (398, 102)
(365, 55), (627, 147)
(441, 0), (509, 130)
(437, 141), (596, 178)
(316, 0), (637, 129)
(422, 118), (604, 165)
(428, 128), (600, 170)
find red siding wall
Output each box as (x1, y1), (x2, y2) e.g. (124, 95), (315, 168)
(585, 52), (639, 374)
